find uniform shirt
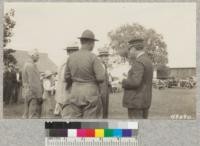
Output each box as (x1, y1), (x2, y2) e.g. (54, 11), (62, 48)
(65, 49), (105, 84)
(22, 59), (43, 99)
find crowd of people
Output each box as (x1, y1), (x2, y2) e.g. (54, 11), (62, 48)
(5, 29), (153, 119)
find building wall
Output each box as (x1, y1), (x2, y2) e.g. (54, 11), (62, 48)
(170, 68), (196, 79)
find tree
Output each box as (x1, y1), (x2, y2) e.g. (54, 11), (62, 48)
(108, 23), (168, 67)
(3, 49), (17, 66)
(3, 9), (17, 66)
(4, 9), (16, 47)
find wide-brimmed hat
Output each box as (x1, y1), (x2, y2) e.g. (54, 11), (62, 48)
(64, 46), (79, 51)
(44, 70), (53, 78)
(78, 29), (98, 41)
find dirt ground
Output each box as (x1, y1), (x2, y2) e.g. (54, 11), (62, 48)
(3, 88), (196, 119)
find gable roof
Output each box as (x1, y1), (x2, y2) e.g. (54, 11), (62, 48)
(13, 50), (58, 72)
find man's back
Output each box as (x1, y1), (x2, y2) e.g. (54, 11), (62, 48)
(66, 50), (105, 83)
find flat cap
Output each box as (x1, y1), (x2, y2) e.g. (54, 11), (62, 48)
(128, 38), (144, 44)
(128, 38), (144, 50)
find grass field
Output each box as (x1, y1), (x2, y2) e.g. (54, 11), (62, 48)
(3, 88), (196, 119)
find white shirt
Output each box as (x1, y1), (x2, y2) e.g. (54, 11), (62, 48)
(16, 73), (20, 82)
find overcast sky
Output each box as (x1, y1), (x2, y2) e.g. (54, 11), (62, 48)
(5, 2), (196, 67)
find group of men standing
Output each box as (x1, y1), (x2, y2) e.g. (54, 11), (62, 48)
(22, 29), (153, 119)
(3, 64), (22, 105)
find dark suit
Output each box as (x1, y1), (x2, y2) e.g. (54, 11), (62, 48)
(3, 70), (12, 104)
(99, 63), (110, 118)
(122, 53), (153, 119)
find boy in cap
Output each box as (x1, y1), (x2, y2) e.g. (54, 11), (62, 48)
(119, 38), (153, 119)
(42, 70), (56, 118)
(63, 30), (105, 119)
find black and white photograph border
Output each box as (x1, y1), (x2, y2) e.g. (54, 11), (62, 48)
(2, 1), (197, 120)
(0, 0), (199, 146)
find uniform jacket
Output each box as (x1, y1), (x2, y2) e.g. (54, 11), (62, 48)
(65, 49), (105, 84)
(122, 53), (153, 109)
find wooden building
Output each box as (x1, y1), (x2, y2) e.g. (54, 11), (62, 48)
(169, 67), (196, 79)
(13, 50), (58, 73)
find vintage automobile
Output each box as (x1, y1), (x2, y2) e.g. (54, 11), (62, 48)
(152, 79), (166, 89)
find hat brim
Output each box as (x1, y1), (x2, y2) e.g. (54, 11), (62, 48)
(64, 47), (79, 50)
(78, 37), (99, 41)
(64, 48), (79, 51)
(45, 73), (54, 78)
(98, 53), (110, 57)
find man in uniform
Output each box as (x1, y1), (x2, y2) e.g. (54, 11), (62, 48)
(22, 49), (43, 118)
(63, 30), (105, 119)
(98, 50), (110, 118)
(119, 38), (153, 119)
(54, 45), (79, 116)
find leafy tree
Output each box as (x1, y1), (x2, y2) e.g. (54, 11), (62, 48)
(108, 23), (168, 67)
(3, 49), (17, 66)
(3, 9), (17, 66)
(4, 9), (16, 47)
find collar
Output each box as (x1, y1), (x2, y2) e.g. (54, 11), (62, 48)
(136, 51), (145, 58)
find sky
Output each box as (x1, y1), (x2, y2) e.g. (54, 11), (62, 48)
(5, 2), (196, 67)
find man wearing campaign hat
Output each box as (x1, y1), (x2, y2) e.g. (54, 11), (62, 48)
(98, 50), (111, 118)
(65, 46), (79, 54)
(62, 30), (105, 119)
(54, 44), (79, 116)
(120, 38), (153, 119)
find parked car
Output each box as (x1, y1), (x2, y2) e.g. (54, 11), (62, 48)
(153, 79), (166, 89)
